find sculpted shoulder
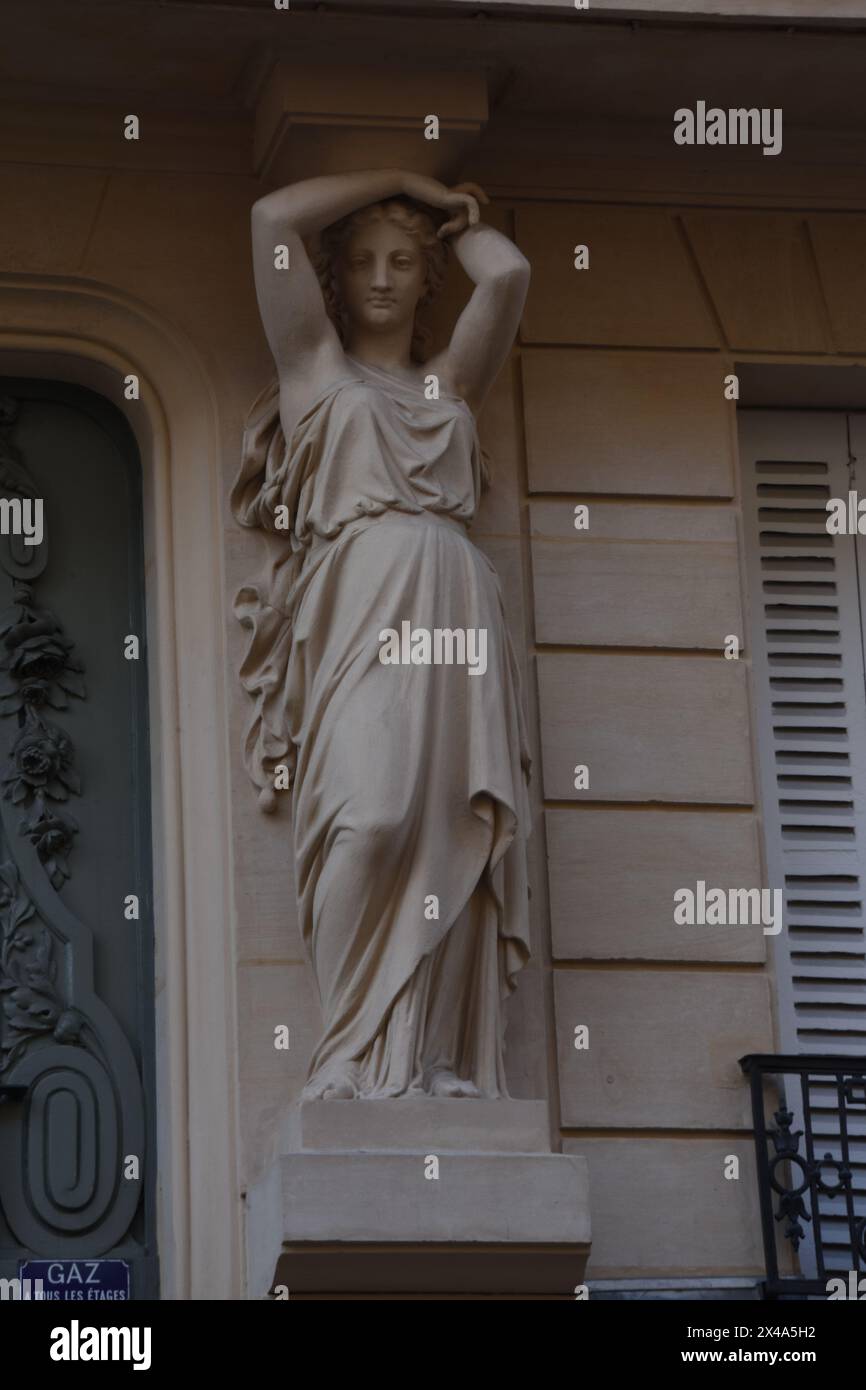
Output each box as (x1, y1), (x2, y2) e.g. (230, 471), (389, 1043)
(276, 345), (355, 444)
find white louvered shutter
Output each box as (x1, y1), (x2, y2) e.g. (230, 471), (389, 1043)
(740, 410), (866, 1056)
(740, 410), (866, 1278)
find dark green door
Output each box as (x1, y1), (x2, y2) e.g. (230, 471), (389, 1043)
(0, 380), (157, 1300)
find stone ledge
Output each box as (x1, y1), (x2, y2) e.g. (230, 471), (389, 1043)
(272, 1242), (589, 1299)
(246, 1150), (590, 1298)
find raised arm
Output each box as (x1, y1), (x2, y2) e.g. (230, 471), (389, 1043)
(251, 170), (484, 379)
(251, 170), (410, 374)
(434, 213), (530, 416)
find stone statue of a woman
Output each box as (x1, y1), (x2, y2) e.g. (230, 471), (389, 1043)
(231, 169), (532, 1101)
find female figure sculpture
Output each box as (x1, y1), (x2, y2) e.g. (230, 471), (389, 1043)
(231, 170), (532, 1101)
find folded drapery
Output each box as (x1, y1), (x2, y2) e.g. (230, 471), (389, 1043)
(231, 363), (531, 1097)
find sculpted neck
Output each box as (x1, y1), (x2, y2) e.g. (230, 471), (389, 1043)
(343, 322), (414, 374)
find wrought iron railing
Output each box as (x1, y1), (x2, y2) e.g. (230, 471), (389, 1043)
(740, 1054), (866, 1299)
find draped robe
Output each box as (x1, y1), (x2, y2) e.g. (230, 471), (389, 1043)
(231, 357), (532, 1098)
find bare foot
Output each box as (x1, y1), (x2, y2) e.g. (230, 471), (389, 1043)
(427, 1068), (480, 1098)
(303, 1066), (358, 1100)
(322, 1075), (357, 1100)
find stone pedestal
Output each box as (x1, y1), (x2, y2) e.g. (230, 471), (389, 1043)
(245, 1099), (591, 1299)
(253, 62), (489, 185)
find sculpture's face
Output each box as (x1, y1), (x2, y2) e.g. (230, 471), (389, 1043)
(336, 219), (427, 337)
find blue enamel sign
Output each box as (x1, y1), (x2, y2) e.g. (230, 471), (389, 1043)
(18, 1259), (131, 1300)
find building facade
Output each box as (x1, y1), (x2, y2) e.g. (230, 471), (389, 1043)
(0, 0), (865, 1300)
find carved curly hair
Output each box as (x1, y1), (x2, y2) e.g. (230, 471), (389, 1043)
(309, 197), (449, 364)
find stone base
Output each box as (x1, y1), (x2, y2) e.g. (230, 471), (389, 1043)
(246, 1102), (591, 1298)
(300, 1097), (551, 1153)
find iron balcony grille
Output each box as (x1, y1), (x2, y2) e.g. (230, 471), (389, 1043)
(740, 1053), (866, 1299)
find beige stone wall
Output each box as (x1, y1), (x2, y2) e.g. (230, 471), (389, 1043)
(475, 193), (866, 1280)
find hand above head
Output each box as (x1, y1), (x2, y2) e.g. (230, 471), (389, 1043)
(399, 173), (491, 239)
(438, 183), (491, 239)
